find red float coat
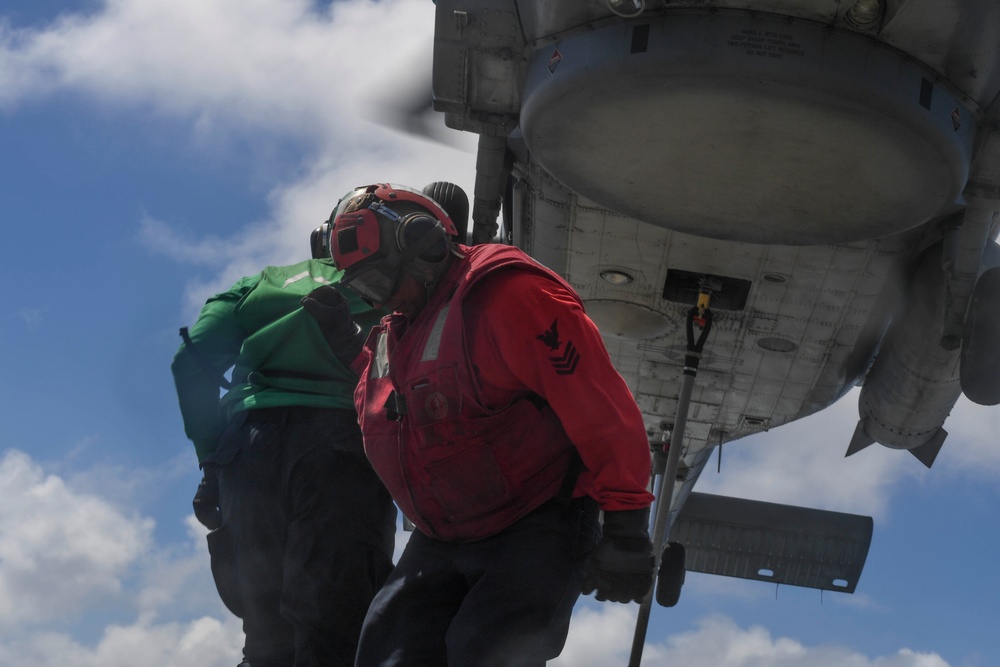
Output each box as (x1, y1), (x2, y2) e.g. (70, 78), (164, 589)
(354, 244), (654, 542)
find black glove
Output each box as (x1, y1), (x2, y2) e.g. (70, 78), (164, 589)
(192, 465), (222, 531)
(582, 508), (655, 603)
(301, 285), (365, 367)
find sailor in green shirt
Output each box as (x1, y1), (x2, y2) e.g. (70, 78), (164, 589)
(172, 250), (396, 667)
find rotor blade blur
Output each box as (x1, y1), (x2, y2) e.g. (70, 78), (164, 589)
(362, 54), (470, 149)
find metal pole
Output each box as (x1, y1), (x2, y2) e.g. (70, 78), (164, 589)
(627, 369), (694, 666)
(628, 306), (711, 667)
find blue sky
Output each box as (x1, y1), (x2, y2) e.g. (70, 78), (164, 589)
(1, 1), (998, 665)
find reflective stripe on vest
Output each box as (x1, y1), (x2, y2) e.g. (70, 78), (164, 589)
(420, 305), (450, 362)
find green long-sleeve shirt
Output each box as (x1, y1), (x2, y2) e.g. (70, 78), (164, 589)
(171, 259), (380, 463)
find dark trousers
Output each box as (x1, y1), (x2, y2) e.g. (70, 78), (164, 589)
(214, 407), (397, 667)
(355, 497), (600, 667)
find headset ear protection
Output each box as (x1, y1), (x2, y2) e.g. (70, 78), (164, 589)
(329, 183), (458, 304)
(311, 220), (333, 259)
(396, 212), (449, 263)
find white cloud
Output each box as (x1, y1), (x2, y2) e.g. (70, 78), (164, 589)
(17, 307), (45, 328)
(137, 214), (236, 267)
(0, 448), (243, 665)
(693, 388), (920, 521)
(32, 0), (481, 313)
(145, 138), (477, 320)
(686, 386), (1000, 530)
(0, 438), (961, 667)
(133, 515), (230, 622)
(553, 604), (640, 666)
(0, 0), (449, 147)
(0, 449), (154, 626)
(58, 449), (192, 512)
(555, 608), (950, 667)
(0, 615), (245, 667)
(2, 1), (989, 665)
(3, 0), (477, 272)
(936, 394), (1000, 478)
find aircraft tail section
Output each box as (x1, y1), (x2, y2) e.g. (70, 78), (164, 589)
(668, 492), (873, 594)
(846, 420), (876, 458)
(907, 428), (948, 468)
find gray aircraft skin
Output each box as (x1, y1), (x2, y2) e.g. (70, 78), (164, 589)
(418, 1), (1000, 660)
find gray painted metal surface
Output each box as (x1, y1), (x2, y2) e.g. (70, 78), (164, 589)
(669, 492), (874, 593)
(520, 11), (975, 244)
(428, 1), (1000, 633)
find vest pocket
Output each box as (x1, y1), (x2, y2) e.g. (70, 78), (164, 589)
(406, 365), (462, 432)
(423, 440), (512, 524)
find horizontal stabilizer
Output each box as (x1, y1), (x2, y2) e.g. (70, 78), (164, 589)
(669, 492), (873, 593)
(845, 420), (876, 458)
(908, 428), (947, 468)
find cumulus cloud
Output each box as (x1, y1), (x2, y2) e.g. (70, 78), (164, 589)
(0, 448), (244, 665)
(143, 139), (478, 319)
(3, 0), (477, 311)
(686, 385), (1000, 528)
(0, 614), (245, 667)
(17, 307), (45, 328)
(692, 388), (919, 520)
(0, 437), (953, 667)
(18, 0), (477, 311)
(0, 442), (955, 667)
(0, 449), (154, 626)
(138, 214), (237, 267)
(936, 395), (1000, 479)
(0, 0), (475, 164)
(555, 608), (950, 667)
(0, 1), (988, 665)
(1, 0), (428, 139)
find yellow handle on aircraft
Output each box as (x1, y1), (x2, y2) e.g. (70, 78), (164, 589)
(695, 291), (712, 326)
(697, 291), (711, 314)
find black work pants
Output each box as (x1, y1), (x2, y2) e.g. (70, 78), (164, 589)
(355, 497), (600, 667)
(214, 407), (397, 667)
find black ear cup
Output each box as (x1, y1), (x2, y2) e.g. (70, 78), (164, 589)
(311, 221), (332, 259)
(397, 214), (449, 262)
(423, 181), (469, 243)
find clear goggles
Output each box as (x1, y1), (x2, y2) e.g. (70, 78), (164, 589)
(342, 250), (403, 305)
(332, 184), (455, 304)
(336, 202), (407, 305)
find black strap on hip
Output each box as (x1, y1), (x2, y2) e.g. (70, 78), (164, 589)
(556, 449), (584, 505)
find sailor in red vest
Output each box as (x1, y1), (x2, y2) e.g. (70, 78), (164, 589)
(303, 183), (655, 667)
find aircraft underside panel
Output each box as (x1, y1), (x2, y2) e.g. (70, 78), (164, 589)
(519, 10), (976, 245)
(668, 492), (874, 593)
(515, 162), (909, 462)
(430, 0), (1000, 617)
(511, 1), (1000, 107)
